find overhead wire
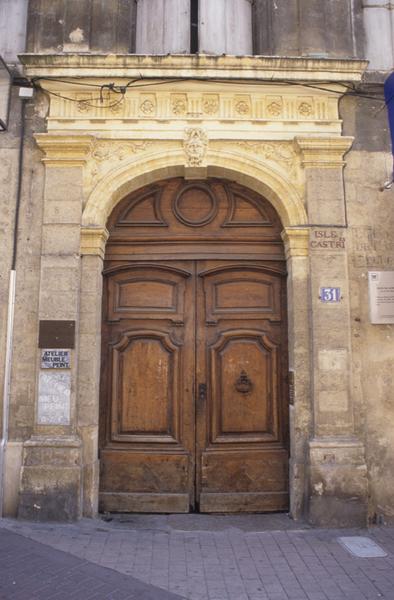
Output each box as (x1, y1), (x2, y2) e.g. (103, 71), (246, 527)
(31, 75), (386, 99)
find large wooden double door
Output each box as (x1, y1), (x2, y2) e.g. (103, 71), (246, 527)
(99, 178), (289, 513)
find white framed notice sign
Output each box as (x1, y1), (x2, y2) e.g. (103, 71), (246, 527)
(368, 271), (394, 324)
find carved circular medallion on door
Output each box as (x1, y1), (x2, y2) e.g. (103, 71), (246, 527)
(173, 183), (218, 227)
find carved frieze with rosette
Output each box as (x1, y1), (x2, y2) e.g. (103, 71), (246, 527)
(45, 89), (338, 129)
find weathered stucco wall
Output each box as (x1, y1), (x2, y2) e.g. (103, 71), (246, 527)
(0, 0), (28, 64)
(341, 91), (394, 524)
(252, 0), (364, 58)
(0, 89), (20, 461)
(27, 0), (136, 54)
(24, 0), (366, 59)
(0, 88), (46, 515)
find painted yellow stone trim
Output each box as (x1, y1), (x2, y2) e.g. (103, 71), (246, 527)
(295, 136), (354, 168)
(80, 227), (109, 258)
(81, 147), (308, 229)
(35, 134), (94, 167)
(34, 78), (344, 138)
(281, 228), (310, 259)
(39, 84), (341, 128)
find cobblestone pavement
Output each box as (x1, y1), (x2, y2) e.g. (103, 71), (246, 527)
(1, 514), (394, 600)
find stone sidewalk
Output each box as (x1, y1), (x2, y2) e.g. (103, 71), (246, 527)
(0, 527), (185, 600)
(1, 514), (394, 600)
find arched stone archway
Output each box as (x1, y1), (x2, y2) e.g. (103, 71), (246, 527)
(18, 131), (367, 526)
(81, 148), (308, 230)
(77, 154), (311, 519)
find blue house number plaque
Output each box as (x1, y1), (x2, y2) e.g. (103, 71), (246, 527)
(320, 287), (341, 303)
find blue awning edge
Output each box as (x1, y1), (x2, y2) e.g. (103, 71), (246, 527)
(384, 72), (394, 179)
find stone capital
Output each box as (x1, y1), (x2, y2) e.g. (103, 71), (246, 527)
(80, 227), (109, 258)
(35, 134), (95, 167)
(281, 227), (309, 259)
(295, 136), (354, 168)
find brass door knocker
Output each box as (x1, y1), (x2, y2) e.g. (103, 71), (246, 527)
(235, 370), (253, 394)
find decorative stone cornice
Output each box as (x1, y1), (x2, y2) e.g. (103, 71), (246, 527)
(80, 227), (109, 258)
(281, 227), (310, 259)
(20, 54), (368, 82)
(295, 136), (354, 168)
(35, 134), (95, 166)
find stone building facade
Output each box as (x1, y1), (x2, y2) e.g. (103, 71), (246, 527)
(0, 0), (393, 526)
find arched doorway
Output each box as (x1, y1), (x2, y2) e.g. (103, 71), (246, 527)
(99, 177), (289, 513)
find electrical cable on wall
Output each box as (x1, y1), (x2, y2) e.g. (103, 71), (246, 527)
(27, 75), (387, 106)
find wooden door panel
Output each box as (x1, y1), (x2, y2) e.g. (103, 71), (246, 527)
(201, 450), (289, 492)
(200, 491), (289, 513)
(202, 266), (282, 322)
(100, 451), (190, 512)
(196, 260), (288, 513)
(100, 451), (189, 492)
(106, 264), (188, 321)
(99, 492), (189, 513)
(99, 261), (195, 513)
(111, 331), (181, 443)
(210, 330), (278, 442)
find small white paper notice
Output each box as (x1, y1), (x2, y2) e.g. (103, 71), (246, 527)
(368, 271), (394, 324)
(37, 371), (71, 425)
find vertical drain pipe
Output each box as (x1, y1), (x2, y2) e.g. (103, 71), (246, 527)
(0, 273), (16, 516)
(0, 91), (28, 517)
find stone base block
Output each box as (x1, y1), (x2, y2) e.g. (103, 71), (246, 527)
(308, 437), (368, 527)
(18, 436), (82, 522)
(2, 441), (24, 517)
(82, 460), (99, 517)
(289, 460), (307, 520)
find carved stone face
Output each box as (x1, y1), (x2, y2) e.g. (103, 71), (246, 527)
(184, 129), (208, 166)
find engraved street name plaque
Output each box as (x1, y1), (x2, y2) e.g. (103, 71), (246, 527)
(41, 349), (71, 369)
(368, 271), (394, 324)
(37, 371), (71, 425)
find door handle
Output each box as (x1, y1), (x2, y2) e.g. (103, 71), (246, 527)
(198, 383), (207, 407)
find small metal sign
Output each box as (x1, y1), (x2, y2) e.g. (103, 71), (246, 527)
(338, 536), (387, 558)
(368, 271), (394, 324)
(320, 287), (341, 303)
(38, 320), (75, 349)
(41, 349), (71, 369)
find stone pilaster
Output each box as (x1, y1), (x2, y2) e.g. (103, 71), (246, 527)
(282, 228), (311, 519)
(18, 135), (93, 521)
(295, 137), (368, 526)
(78, 227), (108, 517)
